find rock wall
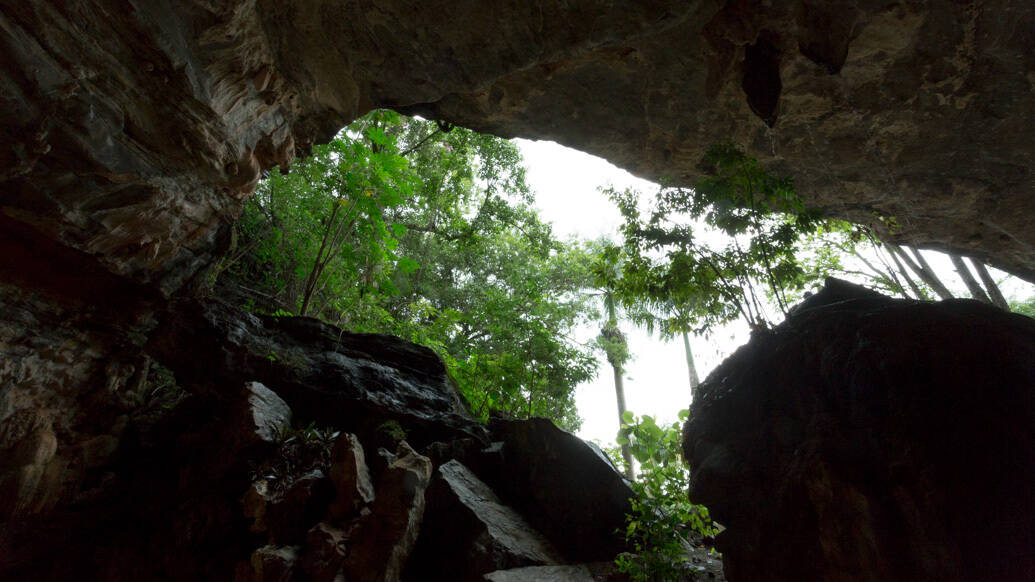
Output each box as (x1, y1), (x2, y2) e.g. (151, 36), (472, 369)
(682, 279), (1035, 581)
(2, 1), (1033, 290)
(1, 2), (1033, 580)
(0, 301), (642, 581)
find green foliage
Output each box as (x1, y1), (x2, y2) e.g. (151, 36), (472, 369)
(613, 411), (718, 581)
(253, 422), (339, 492)
(609, 144), (831, 334)
(216, 110), (597, 430)
(375, 420), (407, 446)
(1010, 295), (1035, 318)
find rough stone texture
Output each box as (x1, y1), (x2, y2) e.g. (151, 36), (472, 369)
(344, 442), (433, 582)
(489, 418), (633, 563)
(483, 563), (629, 582)
(0, 217), (160, 519)
(328, 432), (376, 519)
(407, 459), (561, 581)
(301, 522), (349, 582)
(147, 298), (480, 444)
(238, 381), (293, 446)
(1, 4), (1033, 579)
(683, 279), (1035, 581)
(265, 469), (335, 545)
(1, 0), (1032, 293)
(249, 545), (300, 582)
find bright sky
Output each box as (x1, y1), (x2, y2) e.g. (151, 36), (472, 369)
(515, 137), (1034, 447)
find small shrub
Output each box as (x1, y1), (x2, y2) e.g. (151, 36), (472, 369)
(613, 410), (719, 581)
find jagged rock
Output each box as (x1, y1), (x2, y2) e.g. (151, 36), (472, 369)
(243, 480), (272, 534)
(301, 522), (348, 582)
(483, 565), (595, 582)
(328, 432), (375, 519)
(266, 469), (335, 545)
(683, 279), (1035, 581)
(344, 442), (433, 582)
(1, 1), (1032, 293)
(483, 563), (628, 582)
(236, 382), (293, 447)
(407, 460), (561, 581)
(249, 545), (300, 582)
(489, 418), (633, 562)
(147, 299), (480, 445)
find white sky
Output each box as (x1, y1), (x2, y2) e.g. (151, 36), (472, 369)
(515, 137), (1034, 447)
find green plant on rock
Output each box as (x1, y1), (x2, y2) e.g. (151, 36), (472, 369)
(614, 410), (718, 581)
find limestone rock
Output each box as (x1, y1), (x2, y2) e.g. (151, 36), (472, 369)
(482, 564), (627, 582)
(345, 442), (433, 582)
(243, 480), (272, 534)
(683, 278), (1035, 581)
(301, 522), (348, 582)
(239, 382), (293, 447)
(407, 460), (561, 581)
(147, 299), (479, 443)
(1, 1), (1032, 292)
(489, 418), (633, 562)
(266, 469), (335, 545)
(249, 545), (300, 582)
(328, 432), (375, 518)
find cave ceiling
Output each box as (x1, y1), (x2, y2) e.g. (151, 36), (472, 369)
(2, 0), (1033, 291)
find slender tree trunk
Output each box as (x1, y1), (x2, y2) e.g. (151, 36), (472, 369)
(882, 243), (925, 299)
(682, 331), (701, 403)
(949, 253), (991, 304)
(971, 260), (1010, 310)
(907, 246), (955, 299)
(888, 244), (954, 300)
(612, 362), (634, 480)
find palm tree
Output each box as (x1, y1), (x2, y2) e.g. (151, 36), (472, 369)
(588, 242), (635, 479)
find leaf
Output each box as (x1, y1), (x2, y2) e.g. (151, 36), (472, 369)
(621, 410), (635, 424)
(396, 256), (419, 274)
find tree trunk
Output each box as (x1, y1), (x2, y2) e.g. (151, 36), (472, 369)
(949, 253), (991, 304)
(971, 260), (1011, 310)
(612, 363), (634, 480)
(888, 244), (954, 300)
(682, 331), (701, 403)
(883, 243), (925, 299)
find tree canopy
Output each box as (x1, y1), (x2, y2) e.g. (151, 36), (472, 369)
(215, 110), (598, 430)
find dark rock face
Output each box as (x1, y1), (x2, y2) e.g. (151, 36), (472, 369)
(146, 298), (478, 444)
(407, 459), (561, 581)
(2, 4), (1033, 580)
(489, 418), (634, 563)
(0, 277), (642, 581)
(1, 1), (1032, 291)
(683, 279), (1035, 581)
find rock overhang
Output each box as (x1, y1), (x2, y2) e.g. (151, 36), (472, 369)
(1, 0), (1032, 293)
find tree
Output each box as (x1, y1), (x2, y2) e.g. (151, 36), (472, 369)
(587, 241), (636, 478)
(217, 111), (598, 430)
(608, 144), (824, 338)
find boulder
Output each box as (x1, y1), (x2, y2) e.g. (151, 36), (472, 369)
(489, 418), (633, 562)
(147, 299), (481, 445)
(265, 469), (335, 545)
(344, 442), (433, 582)
(683, 279), (1035, 581)
(236, 381), (293, 448)
(483, 563), (628, 582)
(407, 460), (561, 581)
(328, 432), (375, 519)
(243, 480), (272, 534)
(301, 522), (348, 582)
(249, 545), (300, 582)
